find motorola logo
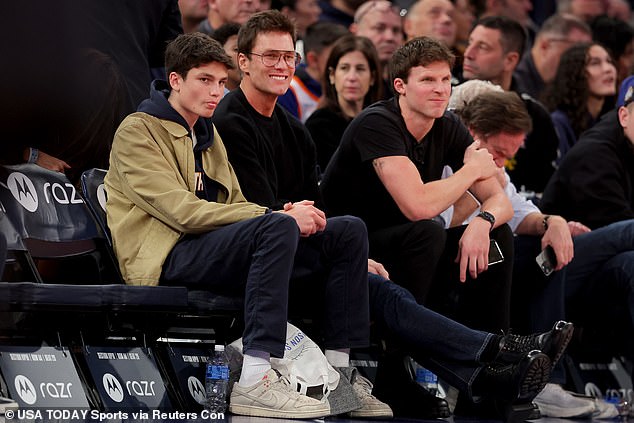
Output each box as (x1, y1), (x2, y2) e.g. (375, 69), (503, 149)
(187, 376), (206, 405)
(14, 374), (37, 405)
(7, 172), (38, 212)
(96, 184), (107, 211)
(102, 373), (124, 403)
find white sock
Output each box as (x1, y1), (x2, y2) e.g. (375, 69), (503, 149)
(239, 349), (271, 387)
(325, 348), (350, 368)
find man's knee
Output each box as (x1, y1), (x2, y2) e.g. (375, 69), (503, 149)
(325, 215), (369, 248)
(258, 212), (301, 244)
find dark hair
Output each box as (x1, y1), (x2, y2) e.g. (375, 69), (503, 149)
(543, 42), (598, 138)
(389, 36), (455, 85)
(237, 10), (297, 55)
(211, 22), (242, 47)
(476, 16), (526, 57)
(456, 90), (532, 136)
(591, 15), (634, 65)
(303, 22), (350, 54)
(320, 35), (382, 115)
(165, 33), (234, 78)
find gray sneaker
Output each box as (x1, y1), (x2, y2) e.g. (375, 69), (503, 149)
(348, 371), (393, 418)
(229, 369), (330, 419)
(533, 383), (596, 418)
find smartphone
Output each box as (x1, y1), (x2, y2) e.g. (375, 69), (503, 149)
(488, 239), (504, 265)
(536, 246), (557, 276)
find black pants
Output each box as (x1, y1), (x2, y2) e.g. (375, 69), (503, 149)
(161, 213), (370, 357)
(369, 220), (513, 333)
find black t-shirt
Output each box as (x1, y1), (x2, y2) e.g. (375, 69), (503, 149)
(321, 97), (472, 232)
(213, 88), (321, 209)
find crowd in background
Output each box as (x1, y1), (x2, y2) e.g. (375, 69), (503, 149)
(2, 0), (634, 420)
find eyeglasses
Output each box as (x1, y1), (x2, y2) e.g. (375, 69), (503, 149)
(249, 51), (302, 67)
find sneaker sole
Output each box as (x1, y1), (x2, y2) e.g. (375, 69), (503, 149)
(348, 409), (394, 418)
(536, 402), (596, 418)
(517, 352), (551, 402)
(229, 403), (330, 419)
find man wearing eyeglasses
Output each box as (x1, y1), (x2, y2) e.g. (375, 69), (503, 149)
(213, 10), (393, 418)
(514, 13), (592, 100)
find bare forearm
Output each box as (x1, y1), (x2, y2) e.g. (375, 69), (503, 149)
(479, 192), (513, 228)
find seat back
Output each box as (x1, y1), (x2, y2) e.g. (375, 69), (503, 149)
(80, 168), (110, 243)
(0, 200), (41, 282)
(0, 164), (120, 284)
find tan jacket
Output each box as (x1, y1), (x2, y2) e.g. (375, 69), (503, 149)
(105, 112), (267, 285)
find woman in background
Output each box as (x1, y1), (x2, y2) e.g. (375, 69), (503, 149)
(306, 35), (382, 173)
(543, 42), (617, 163)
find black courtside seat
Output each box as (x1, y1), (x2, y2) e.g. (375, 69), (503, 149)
(80, 168), (244, 316)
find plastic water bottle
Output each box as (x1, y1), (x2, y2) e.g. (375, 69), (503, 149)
(414, 363), (438, 396)
(205, 345), (229, 413)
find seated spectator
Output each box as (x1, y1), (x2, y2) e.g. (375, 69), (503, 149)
(277, 22), (349, 122)
(541, 76), (634, 229)
(449, 86), (625, 419)
(211, 23), (243, 92)
(105, 31), (369, 419)
(305, 35), (382, 172)
(514, 13), (592, 100)
(350, 0), (404, 97)
(461, 15), (559, 193)
(321, 37), (514, 334)
(543, 42), (617, 163)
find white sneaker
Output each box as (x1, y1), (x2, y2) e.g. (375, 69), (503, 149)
(533, 383), (596, 418)
(0, 397), (18, 415)
(229, 369), (330, 419)
(348, 373), (393, 418)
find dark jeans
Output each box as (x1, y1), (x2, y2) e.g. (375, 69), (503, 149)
(370, 220), (514, 333)
(513, 219), (634, 382)
(161, 213), (370, 357)
(369, 273), (492, 399)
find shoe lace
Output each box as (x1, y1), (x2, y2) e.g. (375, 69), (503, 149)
(501, 333), (539, 353)
(352, 374), (374, 399)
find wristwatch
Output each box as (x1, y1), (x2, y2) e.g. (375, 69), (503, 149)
(476, 211), (495, 231)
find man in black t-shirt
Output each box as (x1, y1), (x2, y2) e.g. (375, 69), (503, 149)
(321, 37), (514, 334)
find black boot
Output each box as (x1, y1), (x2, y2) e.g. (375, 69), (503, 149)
(465, 350), (550, 423)
(372, 351), (451, 419)
(497, 320), (573, 367)
(474, 350), (551, 403)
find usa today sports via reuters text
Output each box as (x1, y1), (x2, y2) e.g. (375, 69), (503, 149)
(6, 409), (225, 420)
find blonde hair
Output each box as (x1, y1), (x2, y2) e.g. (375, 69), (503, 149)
(448, 79), (504, 111)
